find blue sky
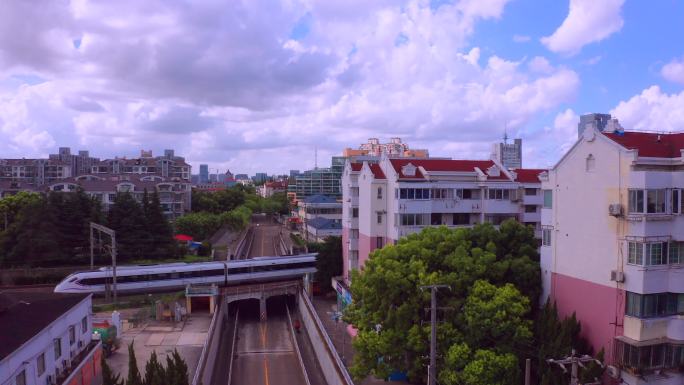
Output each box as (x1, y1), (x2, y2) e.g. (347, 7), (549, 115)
(0, 0), (683, 174)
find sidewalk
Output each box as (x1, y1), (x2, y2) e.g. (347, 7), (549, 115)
(312, 296), (407, 385)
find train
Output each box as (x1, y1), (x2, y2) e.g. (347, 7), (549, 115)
(53, 254), (317, 294)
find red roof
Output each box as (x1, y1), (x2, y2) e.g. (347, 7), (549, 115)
(514, 169), (546, 183)
(388, 159), (508, 180)
(174, 234), (193, 241)
(369, 163), (386, 179)
(350, 163), (363, 172)
(603, 131), (684, 158)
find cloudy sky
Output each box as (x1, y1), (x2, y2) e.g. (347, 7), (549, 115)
(1, 0), (683, 175)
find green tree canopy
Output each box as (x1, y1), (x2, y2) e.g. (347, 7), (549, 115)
(308, 236), (343, 293)
(108, 192), (149, 261)
(345, 221), (540, 383)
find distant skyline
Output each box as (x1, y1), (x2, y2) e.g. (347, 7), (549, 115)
(1, 0), (683, 174)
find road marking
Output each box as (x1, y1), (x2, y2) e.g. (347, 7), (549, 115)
(260, 322), (270, 385)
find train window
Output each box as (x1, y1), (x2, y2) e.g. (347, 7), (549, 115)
(171, 273), (179, 279)
(68, 277), (78, 283)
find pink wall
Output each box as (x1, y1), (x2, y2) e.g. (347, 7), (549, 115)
(551, 273), (624, 363)
(359, 232), (373, 271)
(342, 227), (349, 281)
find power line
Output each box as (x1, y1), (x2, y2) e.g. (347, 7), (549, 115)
(546, 349), (604, 385)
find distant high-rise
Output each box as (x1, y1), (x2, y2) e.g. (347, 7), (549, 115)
(199, 164), (209, 183)
(342, 137), (429, 158)
(577, 113), (612, 137)
(491, 136), (522, 169)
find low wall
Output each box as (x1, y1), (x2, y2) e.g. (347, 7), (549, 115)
(192, 297), (225, 385)
(63, 341), (103, 385)
(297, 292), (354, 385)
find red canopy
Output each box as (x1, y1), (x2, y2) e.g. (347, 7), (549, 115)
(174, 234), (194, 241)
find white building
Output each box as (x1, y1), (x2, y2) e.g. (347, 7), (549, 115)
(0, 291), (101, 385)
(541, 124), (684, 384)
(296, 194), (342, 242)
(337, 156), (545, 296)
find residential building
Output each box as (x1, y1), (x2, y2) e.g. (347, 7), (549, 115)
(199, 164), (209, 183)
(253, 173), (268, 184)
(258, 180), (288, 198)
(338, 156), (545, 294)
(0, 291), (102, 385)
(47, 174), (192, 219)
(577, 113), (613, 137)
(491, 136), (523, 169)
(343, 137), (429, 158)
(541, 123), (684, 384)
(296, 194), (342, 241)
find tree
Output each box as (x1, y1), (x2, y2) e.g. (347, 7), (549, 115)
(6, 198), (64, 266)
(308, 236), (343, 293)
(126, 342), (143, 385)
(344, 222), (538, 383)
(108, 193), (149, 261)
(164, 349), (189, 385)
(145, 190), (175, 259)
(143, 350), (166, 385)
(101, 354), (124, 385)
(0, 191), (42, 231)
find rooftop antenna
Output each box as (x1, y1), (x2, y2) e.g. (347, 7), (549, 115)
(503, 121), (509, 144)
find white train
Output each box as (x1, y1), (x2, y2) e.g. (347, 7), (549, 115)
(53, 254), (317, 294)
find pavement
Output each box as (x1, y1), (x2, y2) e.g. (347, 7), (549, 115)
(312, 296), (408, 385)
(106, 310), (212, 381)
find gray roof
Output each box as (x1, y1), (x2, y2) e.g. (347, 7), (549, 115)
(307, 217), (342, 230)
(302, 194), (338, 204)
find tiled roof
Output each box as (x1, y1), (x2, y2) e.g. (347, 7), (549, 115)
(369, 163), (386, 179)
(513, 169), (546, 183)
(307, 217), (342, 230)
(303, 194), (338, 204)
(388, 159), (507, 180)
(0, 291), (89, 361)
(603, 131), (684, 158)
(350, 163), (363, 172)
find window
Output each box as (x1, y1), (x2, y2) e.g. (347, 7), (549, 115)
(646, 189), (666, 213)
(377, 187), (382, 199)
(628, 242), (644, 265)
(352, 208), (358, 218)
(616, 340), (684, 371)
(400, 214), (427, 226)
(629, 189), (644, 213)
(524, 205), (537, 213)
(349, 251), (359, 271)
(15, 370), (26, 385)
(669, 241), (683, 264)
(672, 189), (681, 214)
(625, 292), (684, 318)
(54, 338), (61, 359)
(376, 237), (383, 249)
(69, 325), (76, 345)
(487, 189), (510, 200)
(646, 243), (666, 265)
(82, 316), (88, 334)
(453, 213), (469, 225)
(543, 190), (552, 208)
(542, 229), (552, 246)
(586, 154), (595, 171)
(377, 213), (382, 224)
(350, 187), (359, 197)
(37, 352), (45, 376)
(524, 188), (537, 196)
(350, 229), (359, 239)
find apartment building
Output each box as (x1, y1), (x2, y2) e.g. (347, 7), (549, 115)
(342, 137), (429, 158)
(338, 156), (545, 290)
(0, 291), (101, 385)
(296, 194), (342, 241)
(288, 157), (346, 200)
(47, 174), (191, 219)
(541, 124), (684, 384)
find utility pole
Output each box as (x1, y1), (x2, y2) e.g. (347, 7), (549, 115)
(420, 284), (449, 385)
(547, 349), (604, 385)
(90, 222), (118, 305)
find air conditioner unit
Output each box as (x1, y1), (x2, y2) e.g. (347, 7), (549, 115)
(607, 365), (620, 379)
(609, 203), (623, 217)
(610, 270), (625, 283)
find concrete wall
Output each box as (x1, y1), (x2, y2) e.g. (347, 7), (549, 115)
(297, 292), (353, 385)
(192, 298), (225, 385)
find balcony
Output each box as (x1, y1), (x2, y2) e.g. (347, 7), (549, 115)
(347, 239), (358, 251)
(624, 315), (684, 341)
(624, 264), (684, 293)
(521, 211), (541, 223)
(522, 194), (543, 205)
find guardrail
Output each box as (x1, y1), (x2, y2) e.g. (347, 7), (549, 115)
(233, 227), (254, 260)
(297, 292), (354, 385)
(287, 304), (312, 385)
(192, 299), (224, 385)
(226, 309), (239, 385)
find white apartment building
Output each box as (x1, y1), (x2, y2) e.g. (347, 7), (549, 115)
(541, 125), (684, 384)
(0, 291), (100, 385)
(336, 156), (545, 300)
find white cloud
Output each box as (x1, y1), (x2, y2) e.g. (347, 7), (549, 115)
(611, 86), (684, 132)
(512, 34), (530, 43)
(523, 108), (579, 168)
(661, 57), (684, 85)
(541, 0), (624, 56)
(0, 0), (581, 174)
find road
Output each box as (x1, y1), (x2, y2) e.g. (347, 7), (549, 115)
(230, 299), (309, 385)
(248, 215), (282, 258)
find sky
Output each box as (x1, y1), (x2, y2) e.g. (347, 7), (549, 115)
(1, 0), (684, 175)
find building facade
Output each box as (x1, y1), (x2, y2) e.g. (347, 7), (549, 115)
(339, 156), (545, 286)
(343, 138), (429, 158)
(0, 291), (101, 385)
(491, 138), (523, 169)
(258, 180), (288, 198)
(296, 194), (342, 241)
(199, 164), (209, 184)
(288, 157), (346, 200)
(577, 113), (614, 137)
(541, 125), (684, 384)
